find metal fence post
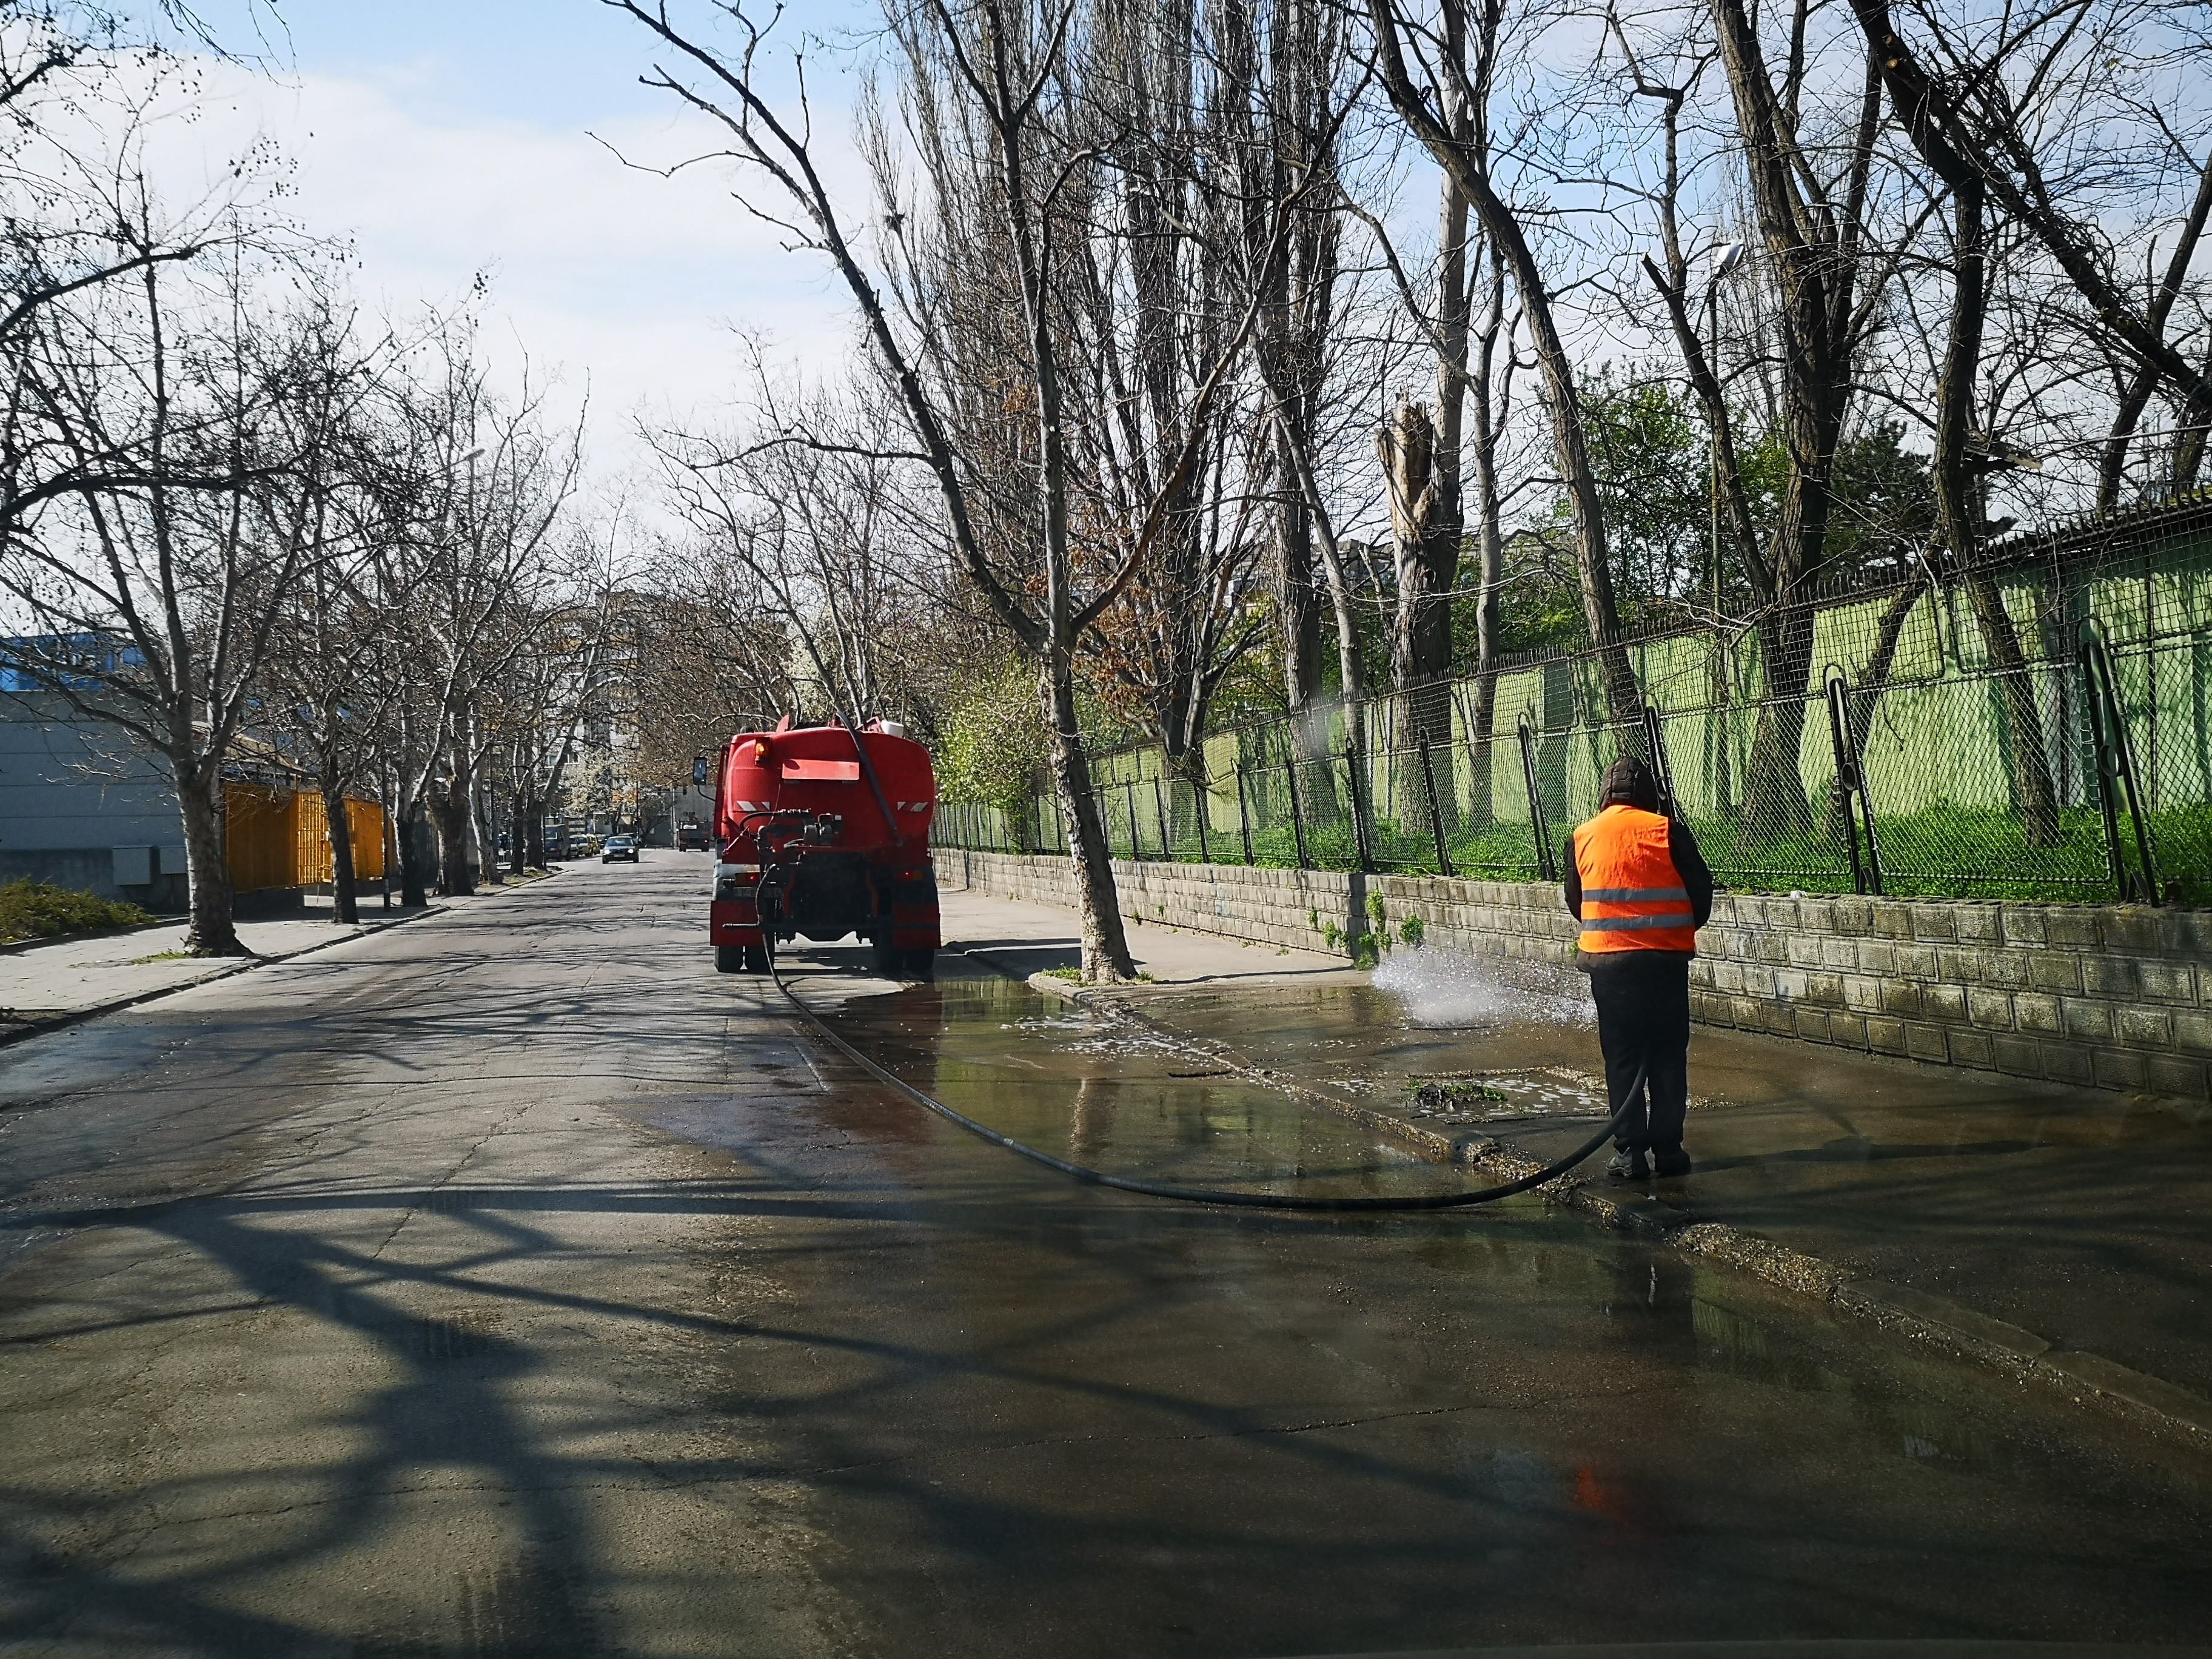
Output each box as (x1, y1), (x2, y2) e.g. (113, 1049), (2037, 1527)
(1518, 714), (1557, 882)
(1344, 740), (1375, 873)
(1640, 701), (1678, 816)
(1823, 668), (1882, 895)
(2080, 623), (2160, 903)
(1236, 766), (1255, 865)
(1193, 777), (1212, 864)
(1123, 780), (1141, 860)
(1284, 755), (1310, 870)
(1417, 732), (1455, 876)
(1153, 776), (1171, 864)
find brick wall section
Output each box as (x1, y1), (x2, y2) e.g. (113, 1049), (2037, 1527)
(934, 848), (2212, 1103)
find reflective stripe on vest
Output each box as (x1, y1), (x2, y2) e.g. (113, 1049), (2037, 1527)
(1574, 805), (1697, 953)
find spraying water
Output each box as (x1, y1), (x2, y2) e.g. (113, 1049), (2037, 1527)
(1371, 945), (1592, 1030)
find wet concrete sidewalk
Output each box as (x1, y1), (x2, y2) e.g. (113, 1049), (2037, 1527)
(936, 885), (2212, 1436)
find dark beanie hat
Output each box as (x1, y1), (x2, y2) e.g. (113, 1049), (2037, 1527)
(1600, 753), (1660, 811)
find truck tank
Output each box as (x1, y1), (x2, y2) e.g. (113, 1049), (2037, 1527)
(706, 719), (940, 978)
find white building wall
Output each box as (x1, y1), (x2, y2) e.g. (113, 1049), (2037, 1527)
(0, 693), (184, 903)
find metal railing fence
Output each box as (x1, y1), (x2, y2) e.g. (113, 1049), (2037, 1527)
(939, 511), (2212, 906)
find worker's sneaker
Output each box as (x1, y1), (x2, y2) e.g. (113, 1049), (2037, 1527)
(1606, 1147), (1649, 1181)
(1651, 1145), (1693, 1178)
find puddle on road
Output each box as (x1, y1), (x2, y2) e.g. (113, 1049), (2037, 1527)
(668, 947), (2212, 1646)
(797, 961), (1466, 1200)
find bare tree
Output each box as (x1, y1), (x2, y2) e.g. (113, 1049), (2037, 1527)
(256, 301), (416, 923)
(649, 371), (936, 728)
(1366, 0), (1640, 723)
(382, 323), (581, 899)
(1, 237), (350, 952)
(606, 0), (1283, 980)
(1850, 0), (2212, 460)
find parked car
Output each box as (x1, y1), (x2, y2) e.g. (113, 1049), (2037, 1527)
(601, 835), (639, 864)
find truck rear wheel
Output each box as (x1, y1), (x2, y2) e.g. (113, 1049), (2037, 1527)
(715, 945), (743, 973)
(905, 948), (936, 981)
(745, 945), (771, 974)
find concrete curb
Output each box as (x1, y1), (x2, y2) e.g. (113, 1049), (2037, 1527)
(0, 876), (557, 1050)
(1031, 970), (2212, 1450)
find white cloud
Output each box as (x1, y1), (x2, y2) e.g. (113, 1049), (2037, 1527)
(140, 55), (875, 489)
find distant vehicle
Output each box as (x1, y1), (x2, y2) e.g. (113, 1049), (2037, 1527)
(676, 816), (708, 851)
(601, 835), (639, 864)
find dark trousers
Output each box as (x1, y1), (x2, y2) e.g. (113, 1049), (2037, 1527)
(1587, 952), (1691, 1151)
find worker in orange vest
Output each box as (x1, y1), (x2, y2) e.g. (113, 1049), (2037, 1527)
(1564, 754), (1714, 1181)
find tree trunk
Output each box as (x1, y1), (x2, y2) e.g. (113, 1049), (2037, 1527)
(1467, 670), (1500, 830)
(1466, 246), (1507, 831)
(1379, 399), (1461, 837)
(323, 784), (359, 925)
(1744, 606), (1817, 840)
(472, 786), (495, 887)
(432, 771), (477, 897)
(1275, 426), (1326, 714)
(399, 803), (431, 909)
(1820, 569), (1929, 845)
(1042, 657), (1136, 982)
(512, 793), (530, 878)
(432, 796), (469, 896)
(1963, 574), (2060, 846)
(1706, 0), (1871, 842)
(175, 767), (241, 956)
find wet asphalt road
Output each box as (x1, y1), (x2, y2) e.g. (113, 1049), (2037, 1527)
(2, 855), (2211, 1658)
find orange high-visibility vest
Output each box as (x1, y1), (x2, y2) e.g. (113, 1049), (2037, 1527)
(1574, 804), (1697, 954)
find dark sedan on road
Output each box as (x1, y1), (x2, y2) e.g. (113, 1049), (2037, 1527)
(600, 836), (639, 864)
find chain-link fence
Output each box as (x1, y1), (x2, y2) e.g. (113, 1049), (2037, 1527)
(940, 498), (2212, 905)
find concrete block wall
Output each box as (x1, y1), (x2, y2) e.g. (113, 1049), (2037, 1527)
(1689, 893), (2212, 1102)
(933, 848), (2212, 1103)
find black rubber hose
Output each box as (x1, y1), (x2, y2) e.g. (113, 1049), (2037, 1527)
(766, 951), (1644, 1213)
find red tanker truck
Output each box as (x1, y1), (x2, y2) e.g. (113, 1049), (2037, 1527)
(705, 717), (940, 977)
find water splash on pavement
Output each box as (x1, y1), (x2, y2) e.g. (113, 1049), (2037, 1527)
(1371, 945), (1592, 1030)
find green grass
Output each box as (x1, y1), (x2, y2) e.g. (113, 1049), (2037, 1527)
(967, 794), (2212, 905)
(0, 880), (153, 945)
(1039, 965), (1081, 980)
